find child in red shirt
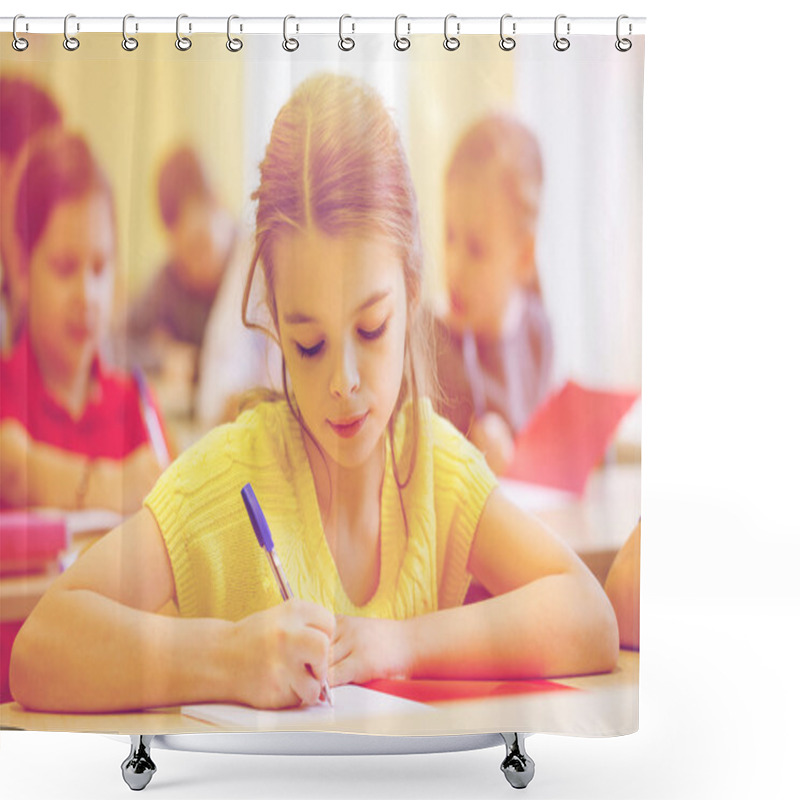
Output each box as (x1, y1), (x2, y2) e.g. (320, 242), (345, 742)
(0, 131), (164, 514)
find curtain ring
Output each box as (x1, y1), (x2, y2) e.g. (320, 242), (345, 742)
(443, 14), (460, 51)
(499, 14), (515, 51)
(553, 14), (570, 51)
(394, 15), (410, 51)
(122, 14), (138, 51)
(12, 15), (29, 51)
(338, 14), (355, 51)
(615, 14), (632, 52)
(63, 13), (80, 51)
(175, 14), (192, 51)
(283, 15), (299, 52)
(227, 15), (243, 52)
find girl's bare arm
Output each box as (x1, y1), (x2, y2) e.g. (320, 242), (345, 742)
(9, 507), (237, 712)
(0, 419), (161, 513)
(405, 489), (619, 679)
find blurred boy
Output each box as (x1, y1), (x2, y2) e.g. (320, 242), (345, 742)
(126, 146), (237, 394)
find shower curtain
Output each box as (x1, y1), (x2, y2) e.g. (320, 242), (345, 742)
(0, 18), (643, 740)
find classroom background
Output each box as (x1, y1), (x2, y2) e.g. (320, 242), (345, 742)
(2, 31), (641, 456)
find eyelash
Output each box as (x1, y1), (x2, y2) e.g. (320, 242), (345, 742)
(296, 341), (324, 359)
(295, 320), (388, 359)
(360, 319), (388, 341)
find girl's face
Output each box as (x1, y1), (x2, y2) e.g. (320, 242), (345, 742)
(24, 192), (115, 381)
(272, 228), (408, 472)
(444, 172), (534, 337)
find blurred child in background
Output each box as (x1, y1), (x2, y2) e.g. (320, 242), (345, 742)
(435, 114), (553, 475)
(126, 145), (237, 407)
(0, 131), (163, 514)
(0, 75), (63, 352)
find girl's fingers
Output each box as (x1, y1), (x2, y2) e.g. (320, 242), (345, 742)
(289, 670), (323, 707)
(293, 600), (336, 637)
(293, 628), (330, 681)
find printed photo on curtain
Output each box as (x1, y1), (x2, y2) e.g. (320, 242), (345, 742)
(1, 26), (643, 742)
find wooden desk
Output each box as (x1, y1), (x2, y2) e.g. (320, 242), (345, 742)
(500, 463), (641, 584)
(0, 650), (638, 737)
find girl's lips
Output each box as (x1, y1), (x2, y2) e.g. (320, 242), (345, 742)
(67, 326), (92, 342)
(327, 412), (369, 439)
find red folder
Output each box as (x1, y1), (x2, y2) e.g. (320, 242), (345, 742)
(361, 678), (575, 704)
(504, 380), (639, 495)
(0, 511), (67, 575)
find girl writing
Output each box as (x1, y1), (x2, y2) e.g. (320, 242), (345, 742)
(0, 131), (163, 514)
(10, 75), (617, 714)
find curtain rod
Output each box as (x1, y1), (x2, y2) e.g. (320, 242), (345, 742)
(1, 16), (646, 36)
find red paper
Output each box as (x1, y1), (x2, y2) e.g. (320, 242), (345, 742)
(504, 380), (639, 495)
(0, 511), (67, 575)
(361, 678), (575, 704)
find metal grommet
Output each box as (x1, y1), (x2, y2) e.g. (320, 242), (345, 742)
(12, 14), (29, 51)
(227, 15), (243, 52)
(499, 14), (515, 51)
(283, 15), (299, 52)
(122, 14), (138, 51)
(175, 14), (192, 51)
(553, 14), (570, 52)
(63, 13), (80, 51)
(338, 14), (355, 51)
(443, 14), (460, 51)
(394, 15), (410, 51)
(615, 14), (632, 52)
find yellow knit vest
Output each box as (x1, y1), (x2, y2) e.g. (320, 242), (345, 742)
(145, 398), (496, 620)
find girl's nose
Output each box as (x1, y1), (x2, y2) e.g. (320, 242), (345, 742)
(329, 341), (360, 398)
(76, 265), (106, 313)
(71, 267), (91, 307)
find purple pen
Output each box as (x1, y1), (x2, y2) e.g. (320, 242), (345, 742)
(241, 483), (333, 707)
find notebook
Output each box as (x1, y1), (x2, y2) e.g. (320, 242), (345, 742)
(0, 511), (67, 575)
(504, 380), (640, 495)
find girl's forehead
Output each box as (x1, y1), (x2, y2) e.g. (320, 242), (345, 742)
(272, 228), (406, 315)
(36, 193), (115, 256)
(446, 173), (516, 227)
(448, 169), (503, 203)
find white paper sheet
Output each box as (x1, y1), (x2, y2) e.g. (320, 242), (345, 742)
(182, 684), (435, 728)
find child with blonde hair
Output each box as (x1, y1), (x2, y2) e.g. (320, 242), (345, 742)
(435, 114), (553, 475)
(11, 75), (616, 714)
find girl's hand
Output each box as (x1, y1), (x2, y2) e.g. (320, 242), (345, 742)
(470, 412), (515, 475)
(229, 599), (335, 709)
(329, 615), (413, 686)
